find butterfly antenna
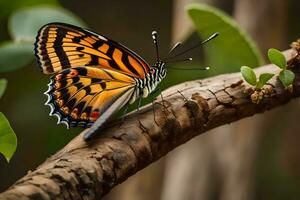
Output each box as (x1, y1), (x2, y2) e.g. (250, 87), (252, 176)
(168, 66), (210, 70)
(152, 31), (160, 62)
(165, 32), (219, 61)
(166, 57), (193, 63)
(165, 57), (210, 71)
(168, 42), (182, 54)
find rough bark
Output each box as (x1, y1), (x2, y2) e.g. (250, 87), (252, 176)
(0, 49), (299, 200)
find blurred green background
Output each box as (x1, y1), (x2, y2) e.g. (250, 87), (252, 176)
(0, 0), (300, 199)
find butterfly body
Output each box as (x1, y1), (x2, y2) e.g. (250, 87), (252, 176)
(131, 62), (166, 102)
(35, 22), (167, 140)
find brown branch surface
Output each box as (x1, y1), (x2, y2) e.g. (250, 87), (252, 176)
(0, 49), (300, 200)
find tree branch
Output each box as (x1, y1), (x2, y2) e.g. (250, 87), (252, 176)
(0, 48), (299, 200)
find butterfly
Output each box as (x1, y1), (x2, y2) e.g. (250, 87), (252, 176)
(34, 22), (218, 141)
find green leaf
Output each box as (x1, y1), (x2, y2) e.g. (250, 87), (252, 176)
(9, 6), (86, 42)
(0, 79), (7, 98)
(0, 42), (33, 72)
(0, 112), (17, 162)
(257, 73), (274, 89)
(0, 0), (58, 20)
(240, 66), (257, 86)
(268, 48), (286, 69)
(187, 3), (264, 75)
(163, 4), (264, 91)
(279, 70), (295, 88)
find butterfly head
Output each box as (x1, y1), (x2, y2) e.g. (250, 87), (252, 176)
(151, 31), (167, 79)
(152, 61), (167, 79)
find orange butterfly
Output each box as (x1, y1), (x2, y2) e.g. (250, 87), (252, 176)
(34, 22), (218, 140)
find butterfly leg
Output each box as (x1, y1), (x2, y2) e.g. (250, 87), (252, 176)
(151, 86), (172, 120)
(137, 96), (142, 113)
(160, 93), (170, 118)
(149, 87), (170, 124)
(136, 97), (148, 132)
(155, 80), (169, 113)
(149, 88), (161, 125)
(177, 90), (188, 102)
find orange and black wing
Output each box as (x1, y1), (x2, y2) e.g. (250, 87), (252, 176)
(45, 66), (136, 128)
(35, 22), (150, 78)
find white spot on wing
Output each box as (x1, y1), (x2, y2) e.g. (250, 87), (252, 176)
(44, 79), (70, 129)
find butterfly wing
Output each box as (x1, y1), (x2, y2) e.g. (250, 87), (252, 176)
(35, 22), (150, 78)
(46, 66), (136, 128)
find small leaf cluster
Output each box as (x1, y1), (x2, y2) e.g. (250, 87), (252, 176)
(240, 66), (274, 90)
(241, 48), (296, 104)
(268, 48), (295, 88)
(240, 66), (274, 104)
